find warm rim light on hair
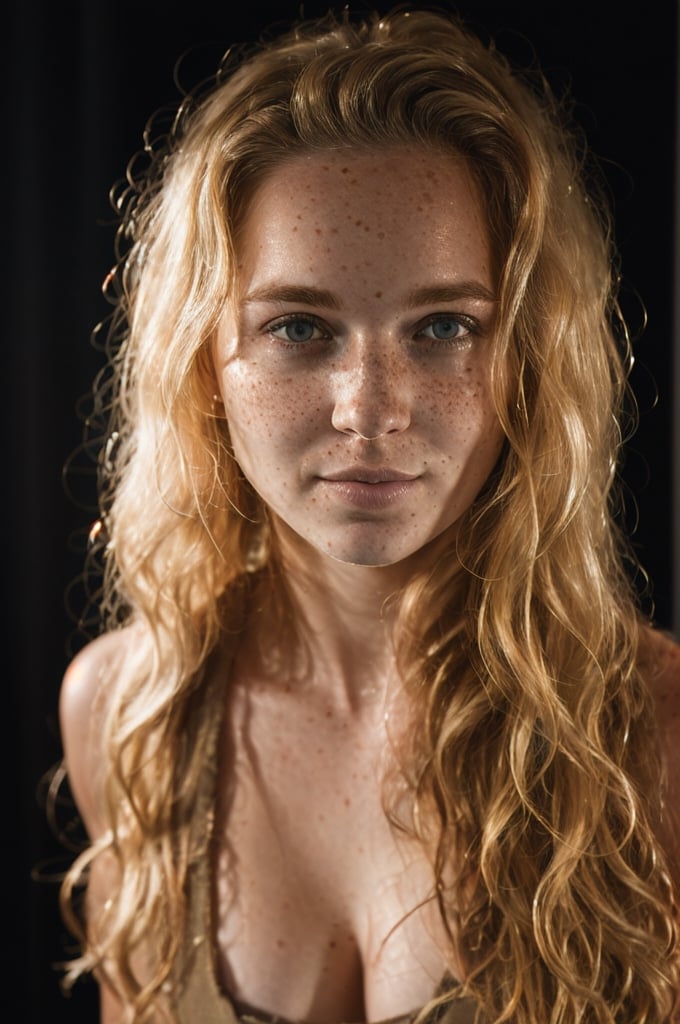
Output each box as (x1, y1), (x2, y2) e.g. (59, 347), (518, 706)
(58, 7), (678, 1023)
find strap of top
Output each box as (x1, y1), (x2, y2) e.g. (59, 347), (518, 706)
(173, 649), (234, 1024)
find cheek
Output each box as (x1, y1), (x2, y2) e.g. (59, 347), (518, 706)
(427, 364), (499, 442)
(221, 364), (324, 453)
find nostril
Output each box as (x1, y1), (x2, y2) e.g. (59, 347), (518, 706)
(352, 430), (384, 442)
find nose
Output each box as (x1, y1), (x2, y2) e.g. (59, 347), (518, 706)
(330, 339), (411, 440)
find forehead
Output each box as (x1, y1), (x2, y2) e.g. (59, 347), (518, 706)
(246, 145), (484, 220)
(235, 146), (492, 291)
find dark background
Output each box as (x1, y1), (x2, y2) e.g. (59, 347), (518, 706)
(7, 2), (677, 1021)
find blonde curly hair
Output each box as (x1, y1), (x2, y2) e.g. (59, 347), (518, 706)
(60, 6), (679, 1022)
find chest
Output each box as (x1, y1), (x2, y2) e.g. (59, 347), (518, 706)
(210, 685), (454, 1022)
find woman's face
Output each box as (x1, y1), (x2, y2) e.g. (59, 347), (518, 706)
(213, 146), (505, 569)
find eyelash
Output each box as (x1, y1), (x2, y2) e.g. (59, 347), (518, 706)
(415, 314), (479, 348)
(265, 313), (480, 350)
(267, 315), (331, 347)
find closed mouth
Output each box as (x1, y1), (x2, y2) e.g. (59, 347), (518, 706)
(322, 467), (419, 484)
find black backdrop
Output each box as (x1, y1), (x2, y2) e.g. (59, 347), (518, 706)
(7, 2), (677, 1021)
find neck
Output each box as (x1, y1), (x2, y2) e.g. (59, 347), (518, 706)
(241, 520), (456, 712)
(240, 524), (426, 708)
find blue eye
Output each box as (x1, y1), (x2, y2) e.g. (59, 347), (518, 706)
(415, 314), (481, 349)
(420, 317), (471, 342)
(269, 317), (324, 343)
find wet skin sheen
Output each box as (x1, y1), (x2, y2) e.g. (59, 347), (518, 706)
(213, 146), (505, 572)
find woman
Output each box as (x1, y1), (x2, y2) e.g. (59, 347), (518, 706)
(58, 6), (680, 1023)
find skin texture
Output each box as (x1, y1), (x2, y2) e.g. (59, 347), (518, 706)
(57, 143), (680, 1024)
(204, 147), (506, 1019)
(213, 147), (505, 574)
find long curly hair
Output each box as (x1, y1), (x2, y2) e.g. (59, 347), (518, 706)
(60, 6), (679, 1022)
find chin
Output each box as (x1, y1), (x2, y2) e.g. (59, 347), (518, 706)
(273, 515), (459, 574)
(331, 552), (404, 568)
(317, 533), (450, 571)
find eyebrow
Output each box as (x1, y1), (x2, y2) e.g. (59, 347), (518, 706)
(405, 283), (497, 306)
(242, 285), (342, 309)
(241, 281), (497, 309)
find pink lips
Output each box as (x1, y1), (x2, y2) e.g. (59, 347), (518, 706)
(324, 466), (418, 483)
(319, 466), (419, 509)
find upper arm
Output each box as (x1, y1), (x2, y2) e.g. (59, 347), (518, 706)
(59, 631), (135, 1022)
(59, 631), (125, 840)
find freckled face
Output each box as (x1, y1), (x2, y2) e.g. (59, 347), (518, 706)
(212, 147), (505, 569)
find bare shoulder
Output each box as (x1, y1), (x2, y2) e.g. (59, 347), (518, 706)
(638, 624), (680, 727)
(637, 625), (680, 851)
(59, 626), (141, 838)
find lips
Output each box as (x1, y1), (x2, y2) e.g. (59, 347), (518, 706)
(317, 468), (420, 510)
(322, 466), (419, 484)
